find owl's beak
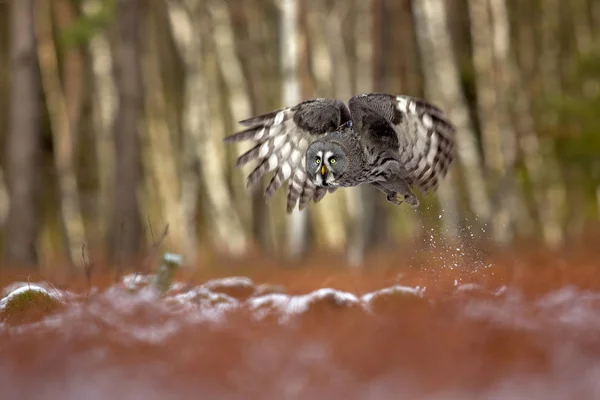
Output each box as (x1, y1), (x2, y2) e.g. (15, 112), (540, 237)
(320, 165), (326, 176)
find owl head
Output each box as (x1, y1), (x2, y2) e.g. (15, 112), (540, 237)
(305, 139), (349, 188)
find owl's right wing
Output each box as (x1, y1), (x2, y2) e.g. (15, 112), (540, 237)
(349, 93), (456, 193)
(223, 98), (351, 213)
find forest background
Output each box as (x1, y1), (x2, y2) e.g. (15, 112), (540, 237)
(1, 0), (599, 278)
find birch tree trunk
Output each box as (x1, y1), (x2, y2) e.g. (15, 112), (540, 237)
(3, 0), (42, 266)
(35, 0), (87, 266)
(52, 0), (84, 151)
(539, 0), (562, 109)
(82, 0), (117, 245)
(367, 0), (391, 247)
(236, 0), (276, 253)
(108, 0), (145, 263)
(571, 0), (594, 54)
(167, 0), (247, 258)
(281, 0), (308, 259)
(484, 0), (533, 238)
(412, 0), (490, 238)
(534, 0), (567, 247)
(466, 0), (519, 243)
(0, 169), (9, 229)
(347, 0), (374, 266)
(592, 0), (600, 37)
(0, 22), (7, 228)
(208, 0), (254, 228)
(308, 0), (349, 252)
(141, 9), (191, 258)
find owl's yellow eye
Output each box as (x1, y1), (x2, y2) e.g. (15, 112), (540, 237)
(315, 157), (321, 164)
(329, 157), (336, 164)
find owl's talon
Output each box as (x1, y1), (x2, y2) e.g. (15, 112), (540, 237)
(386, 193), (403, 206)
(404, 194), (419, 208)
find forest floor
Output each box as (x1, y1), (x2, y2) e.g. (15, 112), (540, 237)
(1, 231), (600, 400)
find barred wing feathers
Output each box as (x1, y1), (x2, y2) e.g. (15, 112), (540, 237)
(224, 98), (350, 212)
(349, 94), (456, 193)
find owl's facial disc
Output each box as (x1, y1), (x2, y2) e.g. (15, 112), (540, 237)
(306, 142), (347, 187)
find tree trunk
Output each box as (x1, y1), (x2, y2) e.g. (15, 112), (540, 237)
(485, 0), (535, 239)
(3, 0), (42, 267)
(208, 0), (254, 228)
(238, 0), (275, 254)
(82, 0), (117, 247)
(571, 0), (593, 54)
(367, 0), (391, 248)
(412, 0), (488, 238)
(108, 0), (145, 264)
(281, 0), (308, 260)
(0, 8), (7, 229)
(167, 0), (247, 257)
(141, 8), (190, 258)
(467, 0), (523, 244)
(166, 0), (201, 264)
(0, 168), (9, 230)
(534, 0), (567, 247)
(539, 0), (561, 106)
(347, 0), (374, 266)
(308, 0), (349, 253)
(35, 0), (87, 266)
(52, 0), (84, 151)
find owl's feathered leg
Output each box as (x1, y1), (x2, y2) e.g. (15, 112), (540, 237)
(368, 155), (419, 208)
(371, 178), (419, 208)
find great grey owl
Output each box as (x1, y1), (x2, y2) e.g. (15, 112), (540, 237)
(223, 93), (456, 213)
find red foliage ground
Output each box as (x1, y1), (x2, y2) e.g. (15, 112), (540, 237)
(1, 233), (600, 399)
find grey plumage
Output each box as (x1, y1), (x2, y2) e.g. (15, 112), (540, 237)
(223, 93), (456, 213)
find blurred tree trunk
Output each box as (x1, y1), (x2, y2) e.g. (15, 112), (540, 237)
(539, 0), (561, 109)
(235, 0), (275, 253)
(571, 0), (593, 54)
(35, 0), (87, 266)
(167, 0), (247, 258)
(346, 0), (374, 266)
(0, 15), (7, 228)
(82, 0), (117, 247)
(534, 0), (567, 247)
(0, 169), (8, 230)
(0, 8), (6, 228)
(412, 0), (484, 239)
(3, 0), (42, 267)
(208, 0), (254, 229)
(141, 9), (190, 258)
(310, 0), (348, 252)
(205, 11), (250, 256)
(484, 0), (535, 238)
(467, 0), (525, 244)
(281, 0), (308, 260)
(593, 0), (600, 37)
(166, 0), (201, 264)
(108, 0), (145, 264)
(52, 0), (84, 151)
(367, 0), (391, 247)
(596, 186), (600, 223)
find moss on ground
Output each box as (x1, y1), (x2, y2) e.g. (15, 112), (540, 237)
(1, 287), (63, 325)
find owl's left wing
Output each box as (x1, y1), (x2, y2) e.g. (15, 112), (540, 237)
(224, 98), (351, 212)
(349, 93), (456, 193)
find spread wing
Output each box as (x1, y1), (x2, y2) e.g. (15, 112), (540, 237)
(348, 93), (456, 192)
(223, 98), (351, 213)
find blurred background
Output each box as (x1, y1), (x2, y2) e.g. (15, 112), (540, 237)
(0, 0), (599, 273)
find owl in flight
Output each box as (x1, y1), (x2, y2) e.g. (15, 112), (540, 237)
(224, 93), (456, 213)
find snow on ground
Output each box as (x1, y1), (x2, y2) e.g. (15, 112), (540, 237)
(3, 275), (600, 399)
(2, 275), (600, 340)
